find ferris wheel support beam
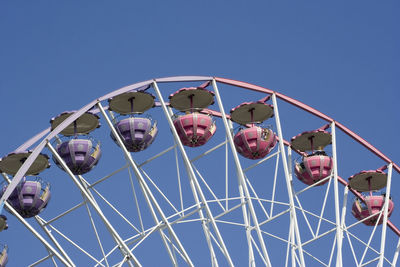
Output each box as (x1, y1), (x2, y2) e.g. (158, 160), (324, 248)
(77, 176), (106, 212)
(35, 216), (76, 266)
(168, 119), (218, 267)
(339, 185), (349, 263)
(212, 79), (272, 266)
(79, 173), (148, 266)
(271, 93), (306, 267)
(290, 219), (296, 267)
(167, 106), (219, 267)
(230, 118), (256, 266)
(97, 102), (194, 267)
(180, 152), (219, 267)
(74, 173), (135, 266)
(331, 122), (343, 267)
(158, 87), (225, 267)
(153, 81), (234, 267)
(47, 143), (142, 267)
(4, 201), (73, 266)
(286, 148), (294, 267)
(339, 185), (349, 228)
(285, 149), (296, 267)
(126, 162), (179, 266)
(392, 238), (400, 266)
(0, 173), (76, 266)
(378, 163), (393, 267)
(82, 200), (110, 267)
(225, 119), (256, 266)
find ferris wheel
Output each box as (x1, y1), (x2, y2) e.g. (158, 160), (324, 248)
(0, 76), (398, 266)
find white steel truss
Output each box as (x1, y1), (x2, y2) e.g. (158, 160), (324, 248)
(0, 77), (398, 266)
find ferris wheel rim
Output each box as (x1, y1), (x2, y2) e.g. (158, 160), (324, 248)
(12, 76), (398, 173)
(1, 75), (399, 243)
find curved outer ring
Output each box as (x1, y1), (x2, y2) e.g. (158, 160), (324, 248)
(2, 75), (399, 236)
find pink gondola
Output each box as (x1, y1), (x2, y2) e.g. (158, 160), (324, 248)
(291, 128), (333, 186)
(230, 101), (277, 160)
(169, 86), (216, 147)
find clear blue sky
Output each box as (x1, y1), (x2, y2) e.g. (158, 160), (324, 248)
(0, 1), (399, 266)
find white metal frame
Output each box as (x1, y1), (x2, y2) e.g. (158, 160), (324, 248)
(0, 76), (397, 266)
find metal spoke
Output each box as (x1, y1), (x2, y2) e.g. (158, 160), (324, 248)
(1, 76), (397, 266)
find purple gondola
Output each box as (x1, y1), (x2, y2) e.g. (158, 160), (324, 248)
(108, 90), (158, 152)
(54, 139), (101, 175)
(50, 111), (102, 175)
(112, 117), (158, 152)
(1, 178), (50, 218)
